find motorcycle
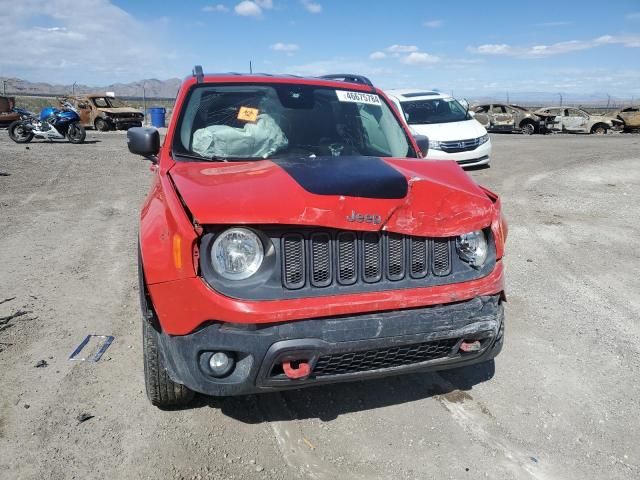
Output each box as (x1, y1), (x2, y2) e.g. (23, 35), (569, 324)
(8, 101), (86, 144)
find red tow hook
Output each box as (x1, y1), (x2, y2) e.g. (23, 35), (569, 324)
(282, 360), (311, 380)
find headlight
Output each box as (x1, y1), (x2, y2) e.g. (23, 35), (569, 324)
(430, 140), (443, 150)
(211, 228), (264, 280)
(478, 134), (489, 145)
(456, 230), (488, 268)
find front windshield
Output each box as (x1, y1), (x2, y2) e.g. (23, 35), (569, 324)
(173, 84), (416, 161)
(401, 98), (470, 125)
(93, 97), (110, 108)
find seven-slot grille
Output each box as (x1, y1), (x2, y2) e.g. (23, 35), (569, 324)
(281, 231), (453, 290)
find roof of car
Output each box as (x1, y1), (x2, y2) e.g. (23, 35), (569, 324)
(384, 89), (450, 101)
(185, 72), (377, 93)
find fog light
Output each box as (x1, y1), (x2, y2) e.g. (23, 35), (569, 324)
(208, 352), (234, 377)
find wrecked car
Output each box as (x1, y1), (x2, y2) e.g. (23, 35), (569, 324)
(534, 106), (622, 134)
(472, 103), (554, 135)
(0, 96), (20, 127)
(385, 90), (492, 168)
(611, 105), (640, 131)
(127, 68), (508, 408)
(63, 94), (143, 131)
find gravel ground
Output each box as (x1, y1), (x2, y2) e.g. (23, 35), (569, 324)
(0, 131), (639, 480)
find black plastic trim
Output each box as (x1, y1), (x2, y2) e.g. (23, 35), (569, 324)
(155, 295), (504, 396)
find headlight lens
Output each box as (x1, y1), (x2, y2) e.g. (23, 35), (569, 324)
(211, 228), (264, 280)
(456, 230), (488, 268)
(478, 134), (489, 145)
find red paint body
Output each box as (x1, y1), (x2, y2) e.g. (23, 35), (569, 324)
(138, 75), (507, 336)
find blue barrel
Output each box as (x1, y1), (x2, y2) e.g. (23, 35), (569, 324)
(149, 106), (166, 128)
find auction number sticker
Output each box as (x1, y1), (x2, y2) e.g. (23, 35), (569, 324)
(237, 106), (259, 122)
(335, 90), (381, 106)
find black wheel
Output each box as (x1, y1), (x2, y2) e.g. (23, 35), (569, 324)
(8, 121), (34, 143)
(520, 121), (536, 135)
(94, 117), (110, 132)
(591, 124), (608, 135)
(66, 122), (86, 143)
(139, 252), (194, 408)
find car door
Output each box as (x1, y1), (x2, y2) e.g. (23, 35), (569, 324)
(472, 105), (491, 128)
(538, 108), (561, 132)
(490, 104), (515, 129)
(562, 108), (589, 132)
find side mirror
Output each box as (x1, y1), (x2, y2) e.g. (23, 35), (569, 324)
(127, 127), (160, 162)
(413, 134), (429, 157)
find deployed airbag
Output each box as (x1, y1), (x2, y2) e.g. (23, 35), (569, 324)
(192, 114), (288, 159)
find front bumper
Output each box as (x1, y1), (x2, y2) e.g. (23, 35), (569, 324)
(156, 294), (504, 396)
(111, 117), (143, 129)
(426, 140), (492, 167)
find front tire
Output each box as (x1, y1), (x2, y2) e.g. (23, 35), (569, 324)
(139, 252), (194, 408)
(520, 121), (536, 135)
(8, 121), (34, 143)
(94, 117), (110, 132)
(143, 318), (195, 408)
(66, 122), (86, 143)
(591, 124), (608, 135)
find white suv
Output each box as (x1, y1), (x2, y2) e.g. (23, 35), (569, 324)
(385, 89), (491, 167)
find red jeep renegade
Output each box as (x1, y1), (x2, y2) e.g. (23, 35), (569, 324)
(128, 67), (507, 408)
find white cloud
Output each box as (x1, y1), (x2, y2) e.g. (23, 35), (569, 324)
(385, 44), (419, 53)
(469, 35), (640, 57)
(423, 19), (442, 28)
(369, 51), (386, 60)
(270, 42), (300, 54)
(234, 0), (272, 16)
(203, 4), (229, 12)
(301, 0), (322, 13)
(401, 52), (440, 65)
(235, 1), (263, 16)
(0, 0), (175, 84)
(470, 43), (513, 55)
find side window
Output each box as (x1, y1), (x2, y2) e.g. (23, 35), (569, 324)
(491, 105), (506, 114)
(568, 108), (587, 118)
(358, 103), (410, 157)
(475, 105), (489, 113)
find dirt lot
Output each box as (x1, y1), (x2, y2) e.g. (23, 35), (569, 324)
(1, 132), (639, 480)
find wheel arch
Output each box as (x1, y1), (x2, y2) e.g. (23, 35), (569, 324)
(519, 118), (537, 130)
(138, 173), (199, 286)
(590, 122), (609, 134)
(138, 240), (162, 332)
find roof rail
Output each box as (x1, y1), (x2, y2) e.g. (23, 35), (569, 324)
(192, 65), (204, 84)
(318, 74), (374, 87)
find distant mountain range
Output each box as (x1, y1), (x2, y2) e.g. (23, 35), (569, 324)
(1, 77), (182, 98)
(1, 76), (632, 108)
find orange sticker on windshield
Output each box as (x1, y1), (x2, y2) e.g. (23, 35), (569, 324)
(237, 106), (259, 122)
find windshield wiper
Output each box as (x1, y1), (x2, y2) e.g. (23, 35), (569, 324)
(172, 151), (227, 162)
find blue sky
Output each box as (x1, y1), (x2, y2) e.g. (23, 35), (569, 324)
(2, 0), (640, 100)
